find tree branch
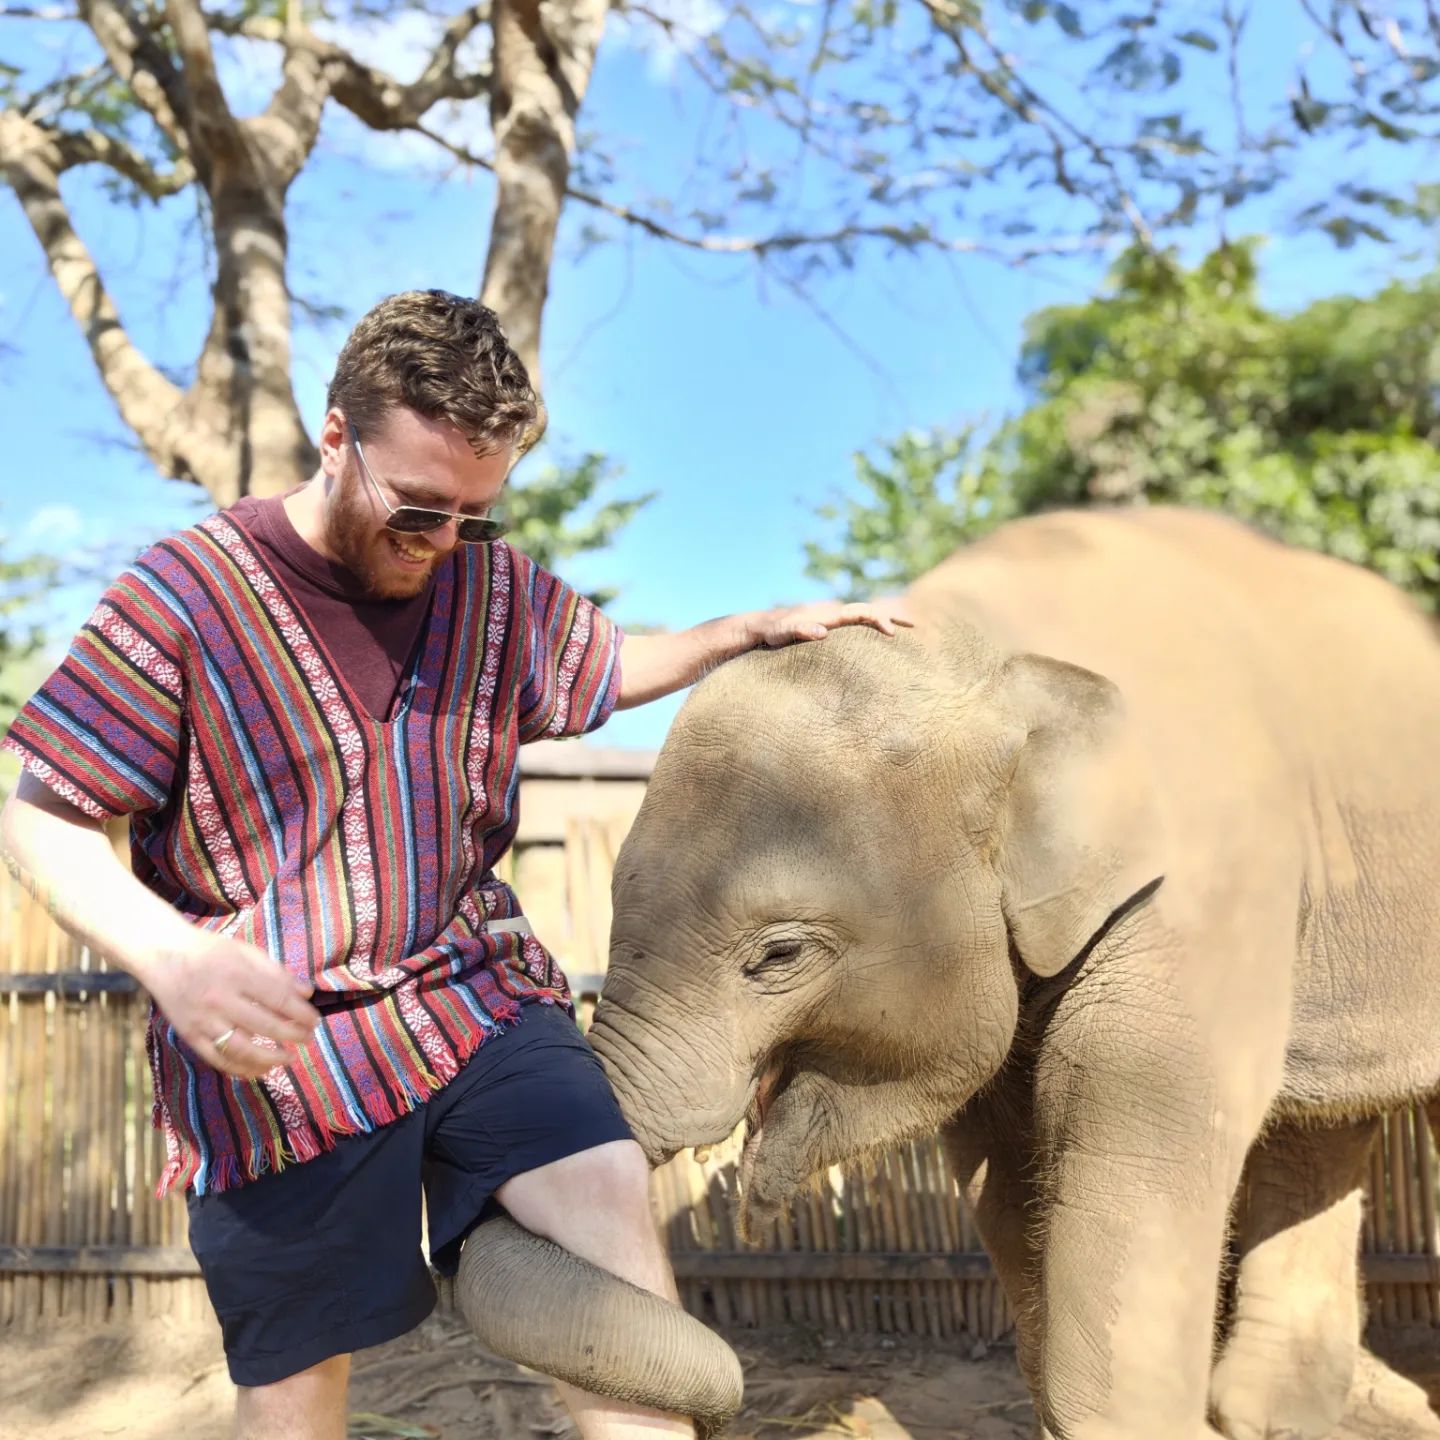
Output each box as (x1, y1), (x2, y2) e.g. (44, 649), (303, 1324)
(920, 0), (1153, 245)
(77, 0), (191, 157)
(251, 44), (335, 188)
(50, 124), (195, 196)
(164, 0), (244, 168)
(422, 123), (1105, 266)
(208, 9), (491, 131)
(0, 107), (186, 458)
(480, 0), (608, 385)
(410, 3), (491, 112)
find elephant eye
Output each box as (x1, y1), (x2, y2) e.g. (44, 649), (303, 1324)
(745, 939), (803, 977)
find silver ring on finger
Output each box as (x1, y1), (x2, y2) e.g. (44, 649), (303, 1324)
(213, 1026), (238, 1054)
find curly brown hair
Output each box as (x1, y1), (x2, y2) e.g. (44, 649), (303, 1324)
(327, 290), (538, 455)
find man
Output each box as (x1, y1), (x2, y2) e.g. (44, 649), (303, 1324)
(0, 290), (909, 1440)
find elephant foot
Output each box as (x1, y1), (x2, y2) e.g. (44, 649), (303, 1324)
(1209, 1318), (1357, 1440)
(1330, 1348), (1440, 1440)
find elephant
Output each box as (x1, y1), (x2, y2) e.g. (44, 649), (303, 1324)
(463, 505), (1440, 1440)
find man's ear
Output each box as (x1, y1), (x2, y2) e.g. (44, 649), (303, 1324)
(994, 653), (1164, 978)
(318, 407), (347, 474)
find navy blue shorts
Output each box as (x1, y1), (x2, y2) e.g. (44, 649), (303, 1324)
(186, 1005), (633, 1386)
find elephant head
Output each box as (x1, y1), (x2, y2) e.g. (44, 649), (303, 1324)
(589, 619), (1162, 1235)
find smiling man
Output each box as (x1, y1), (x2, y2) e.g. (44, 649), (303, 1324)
(0, 290), (908, 1440)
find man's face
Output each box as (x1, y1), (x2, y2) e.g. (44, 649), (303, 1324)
(320, 406), (511, 600)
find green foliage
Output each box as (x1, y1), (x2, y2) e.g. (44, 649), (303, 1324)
(804, 429), (1011, 598)
(0, 542), (57, 712)
(0, 539), (59, 795)
(807, 243), (1440, 604)
(503, 452), (654, 610)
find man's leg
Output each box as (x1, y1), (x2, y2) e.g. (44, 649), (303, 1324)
(497, 1139), (694, 1439)
(233, 1354), (351, 1440)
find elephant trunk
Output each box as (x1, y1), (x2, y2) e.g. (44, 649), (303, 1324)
(458, 1217), (744, 1439)
(589, 1002), (748, 1166)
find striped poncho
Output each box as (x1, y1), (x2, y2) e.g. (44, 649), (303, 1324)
(3, 511), (623, 1196)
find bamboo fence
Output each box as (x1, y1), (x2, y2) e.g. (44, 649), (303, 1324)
(1, 744), (1437, 1340)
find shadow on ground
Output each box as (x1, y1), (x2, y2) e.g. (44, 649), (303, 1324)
(0, 1312), (1435, 1440)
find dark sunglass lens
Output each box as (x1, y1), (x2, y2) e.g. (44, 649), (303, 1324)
(457, 517), (507, 544)
(386, 507), (450, 534)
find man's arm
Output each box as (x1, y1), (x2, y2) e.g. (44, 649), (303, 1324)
(615, 598), (913, 710)
(0, 773), (319, 1080)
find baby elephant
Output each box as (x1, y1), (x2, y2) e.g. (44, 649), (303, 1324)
(579, 507), (1440, 1439)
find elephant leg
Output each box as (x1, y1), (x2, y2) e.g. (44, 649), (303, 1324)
(947, 1058), (1233, 1440)
(1019, 955), (1278, 1440)
(1209, 1114), (1380, 1440)
(943, 1060), (1045, 1396)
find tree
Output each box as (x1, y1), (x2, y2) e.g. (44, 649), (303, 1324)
(0, 539), (58, 752)
(806, 243), (1440, 604)
(1, 0), (609, 503)
(3, 1), (1436, 510)
(506, 451), (653, 608)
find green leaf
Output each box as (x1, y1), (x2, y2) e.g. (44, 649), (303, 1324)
(805, 245), (1440, 612)
(1176, 30), (1219, 51)
(1054, 5), (1083, 37)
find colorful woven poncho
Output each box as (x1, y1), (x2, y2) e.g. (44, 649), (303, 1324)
(3, 511), (623, 1196)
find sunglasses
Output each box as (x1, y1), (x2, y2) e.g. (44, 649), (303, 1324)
(350, 424), (508, 544)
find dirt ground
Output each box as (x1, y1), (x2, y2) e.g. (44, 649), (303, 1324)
(1, 1313), (1437, 1440)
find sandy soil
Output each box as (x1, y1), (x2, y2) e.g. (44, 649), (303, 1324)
(1, 1313), (1436, 1440)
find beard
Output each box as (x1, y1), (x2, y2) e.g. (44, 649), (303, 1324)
(327, 479), (443, 600)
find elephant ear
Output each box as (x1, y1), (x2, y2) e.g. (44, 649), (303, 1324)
(994, 653), (1163, 978)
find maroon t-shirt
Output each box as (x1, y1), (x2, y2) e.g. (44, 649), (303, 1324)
(226, 494), (432, 722)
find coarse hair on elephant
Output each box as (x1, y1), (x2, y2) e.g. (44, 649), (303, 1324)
(463, 506), (1440, 1440)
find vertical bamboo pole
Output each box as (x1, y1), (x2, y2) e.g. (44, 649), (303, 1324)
(110, 986), (131, 1324)
(927, 1139), (964, 1338)
(885, 1148), (918, 1336)
(1397, 1108), (1428, 1325)
(807, 1181), (838, 1331)
(702, 1163), (739, 1328)
(911, 1142), (946, 1339)
(136, 1009), (163, 1321)
(1389, 1112), (1415, 1325)
(15, 989), (39, 1326)
(0, 876), (11, 1327)
(857, 1160), (889, 1334)
(852, 1152), (875, 1330)
(813, 1166), (849, 1334)
(0, 987), (14, 1326)
(1415, 1101), (1439, 1326)
(911, 1143), (940, 1338)
(51, 977), (73, 1322)
(84, 981), (109, 1322)
(1373, 1130), (1397, 1328)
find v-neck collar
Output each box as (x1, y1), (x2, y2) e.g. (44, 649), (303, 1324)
(208, 510), (451, 728)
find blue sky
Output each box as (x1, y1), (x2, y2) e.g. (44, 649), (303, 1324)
(1, 2), (1431, 749)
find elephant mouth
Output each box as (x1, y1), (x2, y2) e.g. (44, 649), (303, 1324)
(737, 1055), (795, 1215)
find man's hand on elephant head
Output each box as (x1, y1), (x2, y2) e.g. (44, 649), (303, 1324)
(749, 597), (914, 647)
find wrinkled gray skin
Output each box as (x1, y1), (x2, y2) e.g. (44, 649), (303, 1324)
(576, 508), (1440, 1440)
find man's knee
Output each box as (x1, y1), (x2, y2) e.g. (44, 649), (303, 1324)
(499, 1138), (654, 1242)
(235, 1353), (350, 1440)
(570, 1137), (653, 1208)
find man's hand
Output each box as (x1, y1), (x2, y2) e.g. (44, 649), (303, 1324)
(615, 596), (915, 709)
(143, 936), (321, 1082)
(1, 774), (322, 1082)
(749, 597), (915, 648)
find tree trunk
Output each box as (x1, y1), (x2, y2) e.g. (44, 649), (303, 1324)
(189, 182), (318, 502)
(482, 0), (609, 395)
